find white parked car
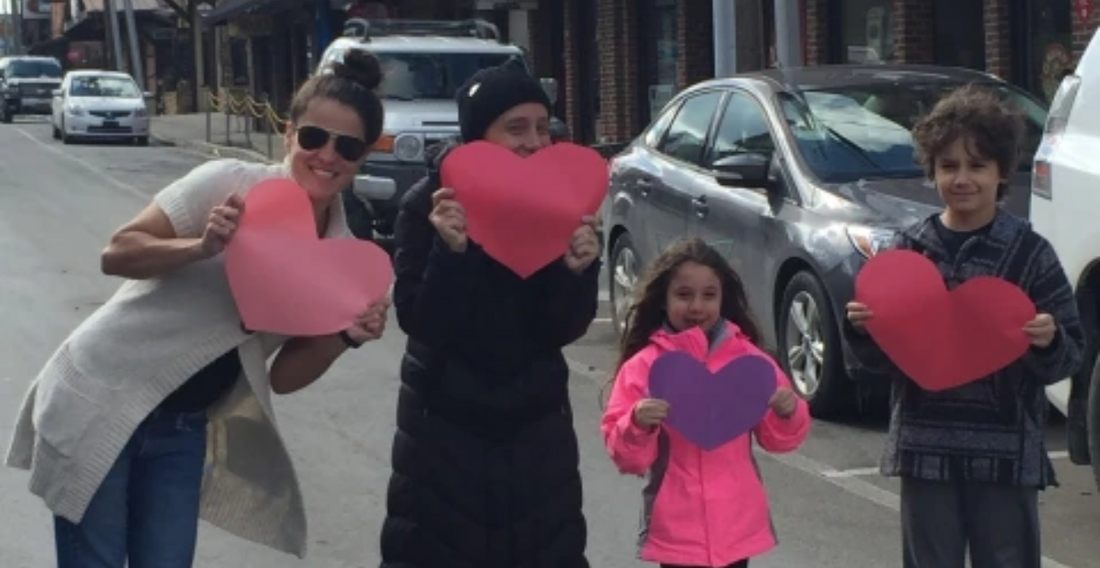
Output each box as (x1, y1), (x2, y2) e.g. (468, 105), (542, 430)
(1030, 32), (1100, 487)
(51, 69), (150, 146)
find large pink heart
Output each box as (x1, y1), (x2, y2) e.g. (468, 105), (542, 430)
(855, 249), (1036, 391)
(440, 141), (609, 278)
(224, 179), (393, 336)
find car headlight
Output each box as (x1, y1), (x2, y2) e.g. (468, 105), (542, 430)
(845, 225), (895, 258)
(133, 107), (147, 117)
(68, 105), (85, 116)
(393, 133), (423, 162)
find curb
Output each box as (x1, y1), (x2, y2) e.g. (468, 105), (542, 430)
(150, 130), (277, 164)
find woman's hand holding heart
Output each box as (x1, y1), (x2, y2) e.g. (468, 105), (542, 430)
(563, 216), (600, 275)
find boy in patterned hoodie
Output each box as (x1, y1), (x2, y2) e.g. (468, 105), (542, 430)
(844, 84), (1085, 568)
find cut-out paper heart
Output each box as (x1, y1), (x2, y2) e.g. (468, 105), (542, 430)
(648, 351), (778, 451)
(440, 141), (609, 278)
(855, 249), (1036, 392)
(224, 178), (394, 336)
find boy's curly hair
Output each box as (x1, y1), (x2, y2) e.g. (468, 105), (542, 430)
(911, 83), (1025, 200)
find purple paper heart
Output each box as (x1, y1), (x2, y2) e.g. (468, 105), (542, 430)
(648, 351), (778, 451)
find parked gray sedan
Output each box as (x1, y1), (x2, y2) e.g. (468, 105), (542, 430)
(603, 64), (1048, 416)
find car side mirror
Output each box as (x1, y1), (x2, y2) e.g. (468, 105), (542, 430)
(539, 77), (558, 105)
(713, 153), (773, 189)
(143, 91), (153, 99)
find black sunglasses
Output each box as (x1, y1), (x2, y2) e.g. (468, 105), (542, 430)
(296, 125), (368, 161)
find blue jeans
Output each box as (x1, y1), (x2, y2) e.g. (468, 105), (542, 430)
(54, 408), (208, 568)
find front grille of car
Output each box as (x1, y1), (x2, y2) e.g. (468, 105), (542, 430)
(88, 125), (133, 134)
(19, 82), (56, 97)
(90, 110), (132, 119)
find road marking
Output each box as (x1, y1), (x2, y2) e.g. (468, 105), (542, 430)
(764, 450), (1076, 568)
(821, 466), (880, 478)
(822, 451), (1073, 480)
(592, 317), (612, 324)
(15, 127), (149, 203)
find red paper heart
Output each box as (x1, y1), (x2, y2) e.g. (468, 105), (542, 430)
(225, 179), (394, 336)
(440, 141), (609, 278)
(855, 249), (1036, 392)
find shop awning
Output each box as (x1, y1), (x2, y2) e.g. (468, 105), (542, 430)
(202, 0), (289, 26)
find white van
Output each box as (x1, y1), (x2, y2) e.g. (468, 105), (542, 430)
(1030, 34), (1100, 487)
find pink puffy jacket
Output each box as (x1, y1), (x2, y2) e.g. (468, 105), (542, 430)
(601, 322), (811, 567)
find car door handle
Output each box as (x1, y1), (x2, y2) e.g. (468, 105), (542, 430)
(636, 176), (654, 197)
(692, 196), (709, 218)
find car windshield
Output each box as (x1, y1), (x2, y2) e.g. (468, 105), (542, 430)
(374, 52), (516, 100)
(69, 76), (140, 98)
(7, 59), (61, 79)
(777, 83), (1048, 183)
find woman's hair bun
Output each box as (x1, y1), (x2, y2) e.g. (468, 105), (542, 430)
(333, 50), (383, 91)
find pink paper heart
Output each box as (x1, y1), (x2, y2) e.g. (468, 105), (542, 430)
(440, 141), (608, 278)
(225, 178), (394, 336)
(855, 249), (1035, 391)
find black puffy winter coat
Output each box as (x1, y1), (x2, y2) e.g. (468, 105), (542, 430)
(379, 141), (599, 568)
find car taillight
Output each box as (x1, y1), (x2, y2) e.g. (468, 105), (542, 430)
(1033, 75), (1081, 200)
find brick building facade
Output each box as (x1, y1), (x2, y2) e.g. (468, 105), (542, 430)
(523, 0), (1100, 145)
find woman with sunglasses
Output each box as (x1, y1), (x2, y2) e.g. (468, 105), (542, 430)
(379, 58), (600, 568)
(6, 51), (388, 568)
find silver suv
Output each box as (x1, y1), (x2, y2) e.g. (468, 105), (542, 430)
(0, 56), (62, 123)
(316, 18), (560, 247)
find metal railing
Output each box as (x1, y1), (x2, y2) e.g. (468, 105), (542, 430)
(203, 89), (290, 160)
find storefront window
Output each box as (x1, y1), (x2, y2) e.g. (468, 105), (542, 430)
(639, 0), (678, 125)
(840, 0), (895, 63)
(1029, 0), (1073, 102)
(933, 0), (985, 70)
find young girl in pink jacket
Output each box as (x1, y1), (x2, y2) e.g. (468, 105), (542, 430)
(602, 238), (811, 568)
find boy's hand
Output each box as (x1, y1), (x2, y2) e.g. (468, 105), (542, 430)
(846, 301), (873, 332)
(1024, 313), (1057, 349)
(768, 388), (799, 419)
(631, 399), (669, 430)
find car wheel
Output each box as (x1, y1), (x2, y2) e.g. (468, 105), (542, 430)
(778, 270), (849, 416)
(1086, 355), (1100, 490)
(609, 232), (640, 337)
(52, 123), (59, 139)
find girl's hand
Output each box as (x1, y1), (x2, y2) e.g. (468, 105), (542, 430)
(344, 297), (391, 345)
(563, 216), (600, 274)
(768, 387), (799, 419)
(631, 398), (669, 430)
(200, 194), (245, 258)
(846, 301), (873, 332)
(1024, 313), (1057, 349)
(429, 188), (468, 253)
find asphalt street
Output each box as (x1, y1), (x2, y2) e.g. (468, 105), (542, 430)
(1, 117), (1098, 567)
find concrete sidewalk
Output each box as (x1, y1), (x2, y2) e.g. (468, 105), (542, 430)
(151, 112), (285, 164)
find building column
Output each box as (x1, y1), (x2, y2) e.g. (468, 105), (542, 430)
(595, 0), (638, 142)
(803, 0), (828, 65)
(1072, 0), (1098, 65)
(892, 0), (933, 64)
(983, 0), (1012, 80)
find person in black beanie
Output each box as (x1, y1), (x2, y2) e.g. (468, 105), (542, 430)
(379, 58), (598, 568)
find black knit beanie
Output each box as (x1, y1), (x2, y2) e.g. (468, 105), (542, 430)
(456, 57), (552, 142)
